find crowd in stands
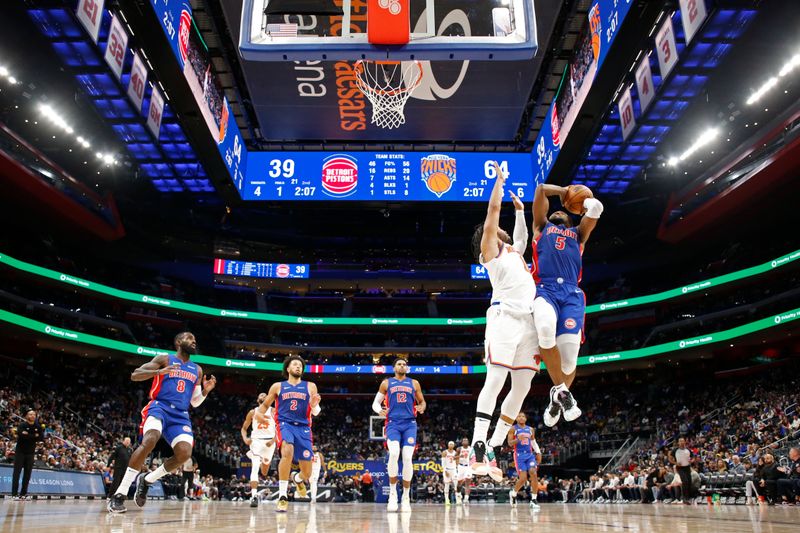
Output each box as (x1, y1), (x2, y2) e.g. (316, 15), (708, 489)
(2, 351), (799, 505)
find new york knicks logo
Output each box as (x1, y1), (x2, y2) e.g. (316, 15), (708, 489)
(321, 154), (358, 197)
(588, 3), (602, 62)
(421, 154), (456, 198)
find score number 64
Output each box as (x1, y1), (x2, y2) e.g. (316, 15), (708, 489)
(484, 161), (524, 197)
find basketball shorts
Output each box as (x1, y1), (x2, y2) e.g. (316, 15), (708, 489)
(385, 419), (417, 447)
(484, 306), (540, 370)
(457, 465), (473, 481)
(535, 282), (585, 336)
(514, 451), (538, 473)
(250, 438), (276, 464)
(140, 400), (193, 448)
(444, 468), (457, 483)
(276, 421), (314, 462)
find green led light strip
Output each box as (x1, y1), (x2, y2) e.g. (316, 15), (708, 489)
(1, 307), (798, 373)
(0, 249), (798, 326)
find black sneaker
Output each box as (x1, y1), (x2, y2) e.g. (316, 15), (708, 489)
(556, 389), (582, 422)
(134, 474), (151, 508)
(473, 440), (486, 463)
(250, 496), (258, 508)
(107, 493), (127, 513)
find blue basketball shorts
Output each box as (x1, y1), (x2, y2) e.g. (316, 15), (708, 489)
(385, 419), (417, 447)
(140, 400), (194, 448)
(277, 421), (314, 462)
(535, 282), (586, 336)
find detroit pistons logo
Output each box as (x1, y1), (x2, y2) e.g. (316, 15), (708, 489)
(407, 437), (415, 445)
(303, 450), (311, 459)
(378, 0), (402, 15)
(551, 103), (561, 147)
(178, 9), (192, 64)
(564, 318), (577, 330)
(421, 155), (456, 198)
(321, 154), (358, 197)
(182, 425), (192, 433)
(276, 264), (290, 278)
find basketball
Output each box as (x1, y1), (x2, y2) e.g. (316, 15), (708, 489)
(426, 172), (454, 195)
(563, 185), (594, 215)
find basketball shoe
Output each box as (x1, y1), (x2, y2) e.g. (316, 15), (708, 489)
(276, 496), (288, 512)
(107, 493), (126, 513)
(134, 474), (151, 508)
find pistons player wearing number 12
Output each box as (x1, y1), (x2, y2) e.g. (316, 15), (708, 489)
(373, 358), (427, 513)
(531, 184), (604, 428)
(256, 355), (322, 513)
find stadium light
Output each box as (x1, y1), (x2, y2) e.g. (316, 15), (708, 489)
(666, 128), (719, 167)
(746, 77), (779, 105)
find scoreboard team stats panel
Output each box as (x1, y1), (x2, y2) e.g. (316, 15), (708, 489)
(238, 152), (539, 202)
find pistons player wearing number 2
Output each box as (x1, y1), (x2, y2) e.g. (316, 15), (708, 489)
(373, 359), (427, 513)
(107, 332), (216, 513)
(531, 184), (603, 427)
(256, 355), (321, 513)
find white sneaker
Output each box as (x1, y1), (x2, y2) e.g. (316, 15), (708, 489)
(387, 493), (399, 513)
(401, 498), (411, 513)
(530, 500), (540, 510)
(456, 493), (462, 505)
(543, 387), (562, 427)
(510, 490), (517, 506)
(555, 387), (582, 422)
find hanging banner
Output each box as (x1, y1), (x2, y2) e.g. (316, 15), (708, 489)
(146, 86), (165, 139)
(76, 0), (106, 43)
(635, 55), (656, 113)
(127, 52), (148, 114)
(679, 0), (708, 45)
(655, 16), (679, 80)
(104, 14), (129, 80)
(618, 85), (636, 141)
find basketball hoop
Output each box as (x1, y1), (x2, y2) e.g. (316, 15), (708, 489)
(354, 60), (423, 129)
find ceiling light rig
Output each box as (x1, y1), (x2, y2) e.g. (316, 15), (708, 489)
(38, 102), (117, 165)
(667, 128), (720, 167)
(746, 52), (800, 105)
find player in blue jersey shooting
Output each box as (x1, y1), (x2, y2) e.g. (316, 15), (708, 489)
(531, 184), (604, 426)
(373, 358), (427, 513)
(107, 332), (216, 513)
(256, 355), (321, 512)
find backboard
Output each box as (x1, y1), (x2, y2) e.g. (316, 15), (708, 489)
(239, 0), (537, 61)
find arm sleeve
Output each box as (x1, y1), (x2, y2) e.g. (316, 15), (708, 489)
(512, 210), (528, 254)
(190, 384), (206, 407)
(372, 392), (385, 415)
(532, 439), (541, 454)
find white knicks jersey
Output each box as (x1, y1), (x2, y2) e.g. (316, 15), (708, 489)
(458, 446), (471, 467)
(251, 406), (275, 439)
(312, 452), (322, 471)
(480, 244), (536, 314)
(444, 450), (457, 469)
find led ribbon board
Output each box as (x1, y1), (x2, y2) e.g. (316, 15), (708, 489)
(0, 249), (798, 325)
(1, 307), (798, 372)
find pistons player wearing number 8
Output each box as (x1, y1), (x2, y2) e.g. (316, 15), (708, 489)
(256, 355), (322, 513)
(373, 358), (427, 513)
(531, 184), (604, 427)
(107, 332), (216, 513)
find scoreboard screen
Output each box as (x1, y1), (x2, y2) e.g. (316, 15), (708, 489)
(238, 151), (538, 202)
(471, 263), (531, 279)
(213, 259), (309, 279)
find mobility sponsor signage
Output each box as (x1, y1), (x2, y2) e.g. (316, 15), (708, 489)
(0, 465), (105, 496)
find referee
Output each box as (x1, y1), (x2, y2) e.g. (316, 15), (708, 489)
(12, 409), (44, 500)
(669, 437), (693, 504)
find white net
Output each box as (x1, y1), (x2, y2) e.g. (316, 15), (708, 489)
(354, 60), (423, 129)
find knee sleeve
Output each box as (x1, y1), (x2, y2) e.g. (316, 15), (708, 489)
(476, 365), (509, 415)
(557, 334), (581, 375)
(401, 446), (414, 481)
(499, 369), (536, 419)
(387, 440), (400, 478)
(534, 298), (557, 349)
(250, 456), (261, 482)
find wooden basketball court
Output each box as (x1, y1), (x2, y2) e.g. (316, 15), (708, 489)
(1, 500), (798, 532)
